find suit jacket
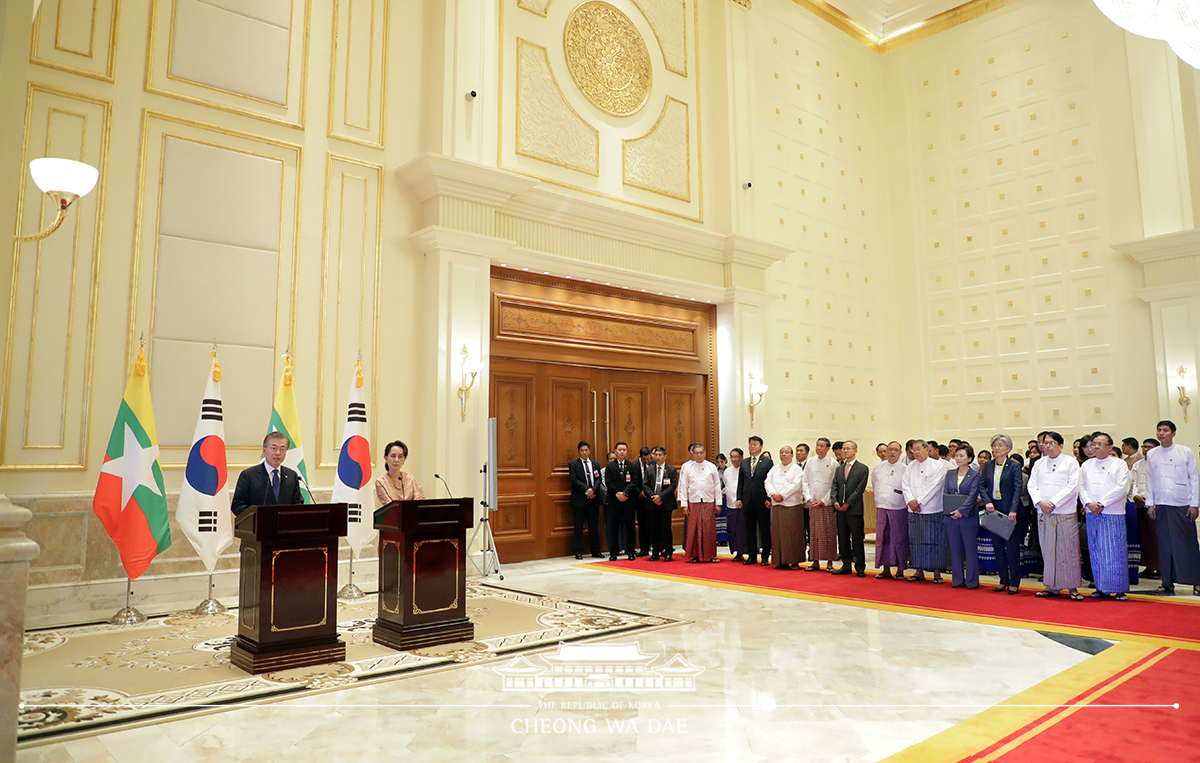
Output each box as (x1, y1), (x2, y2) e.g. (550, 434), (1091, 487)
(942, 467), (982, 518)
(231, 463), (303, 516)
(569, 458), (603, 509)
(604, 459), (642, 504)
(831, 460), (870, 515)
(639, 459), (656, 499)
(644, 462), (678, 506)
(737, 454), (773, 510)
(981, 456), (1024, 519)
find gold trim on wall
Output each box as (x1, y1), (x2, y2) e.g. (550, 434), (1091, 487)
(788, 0), (1021, 54)
(517, 0), (552, 17)
(144, 0), (311, 129)
(55, 0), (99, 57)
(622, 96), (691, 202)
(630, 0), (688, 77)
(30, 0), (120, 82)
(316, 154), (383, 469)
(515, 38), (600, 176)
(129, 112), (302, 438)
(562, 2), (653, 118)
(328, 0), (389, 148)
(2, 84), (110, 472)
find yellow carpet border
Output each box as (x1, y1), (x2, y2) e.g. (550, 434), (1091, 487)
(878, 642), (1167, 763)
(577, 562), (1200, 651)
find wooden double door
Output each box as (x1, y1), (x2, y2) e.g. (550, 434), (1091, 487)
(489, 358), (710, 562)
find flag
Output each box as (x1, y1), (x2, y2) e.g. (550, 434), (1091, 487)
(177, 350), (235, 572)
(269, 351), (312, 503)
(332, 360), (374, 558)
(93, 341), (171, 579)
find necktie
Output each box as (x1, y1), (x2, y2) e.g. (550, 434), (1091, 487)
(585, 460), (593, 487)
(751, 456), (758, 472)
(656, 465), (662, 492)
(844, 462), (851, 479)
(272, 468), (281, 501)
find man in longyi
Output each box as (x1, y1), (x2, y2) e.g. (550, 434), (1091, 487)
(1144, 420), (1200, 596)
(678, 443), (723, 563)
(764, 445), (807, 569)
(1080, 433), (1132, 601)
(1028, 431), (1084, 601)
(902, 439), (950, 584)
(871, 442), (909, 580)
(803, 438), (838, 572)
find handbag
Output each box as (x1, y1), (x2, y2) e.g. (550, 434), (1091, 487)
(980, 509), (1016, 541)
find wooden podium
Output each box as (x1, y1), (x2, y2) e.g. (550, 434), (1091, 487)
(230, 503), (349, 674)
(373, 498), (475, 650)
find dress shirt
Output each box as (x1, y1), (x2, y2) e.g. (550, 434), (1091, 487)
(871, 461), (906, 510)
(991, 459), (1004, 501)
(1145, 444), (1200, 508)
(1130, 458), (1148, 500)
(722, 465), (741, 507)
(678, 459), (722, 504)
(1080, 455), (1132, 515)
(1027, 454), (1081, 514)
(764, 462), (806, 506)
(902, 457), (949, 514)
(803, 454), (836, 504)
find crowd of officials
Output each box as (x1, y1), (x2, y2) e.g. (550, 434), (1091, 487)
(568, 420), (1200, 600)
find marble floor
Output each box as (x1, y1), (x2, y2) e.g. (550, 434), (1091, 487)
(17, 554), (1116, 763)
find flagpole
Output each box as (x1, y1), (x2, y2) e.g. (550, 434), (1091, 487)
(338, 546), (364, 599)
(192, 571), (228, 615)
(109, 578), (147, 624)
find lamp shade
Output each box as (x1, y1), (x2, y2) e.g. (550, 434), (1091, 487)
(750, 383), (769, 396)
(29, 158), (99, 198)
(1091, 0), (1168, 41)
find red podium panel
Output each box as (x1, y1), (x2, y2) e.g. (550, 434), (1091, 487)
(230, 503), (349, 674)
(372, 498), (475, 650)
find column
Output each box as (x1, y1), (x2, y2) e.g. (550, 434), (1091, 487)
(0, 495), (40, 758)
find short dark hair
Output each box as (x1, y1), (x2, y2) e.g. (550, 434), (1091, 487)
(615, 441), (628, 449)
(832, 441), (844, 451)
(384, 439), (408, 458)
(749, 435), (764, 446)
(652, 446), (666, 455)
(905, 439), (915, 449)
(1144, 438), (1160, 447)
(1122, 437), (1139, 450)
(730, 447), (744, 457)
(577, 440), (591, 451)
(797, 442), (809, 451)
(817, 437), (831, 447)
(264, 431), (290, 448)
(1010, 453), (1024, 465)
(876, 442), (887, 450)
(937, 444), (949, 457)
(639, 446), (651, 456)
(1039, 431), (1065, 445)
(1157, 420), (1177, 433)
(979, 450), (991, 459)
(1092, 432), (1112, 447)
(957, 442), (975, 460)
(928, 440), (939, 448)
(716, 452), (726, 461)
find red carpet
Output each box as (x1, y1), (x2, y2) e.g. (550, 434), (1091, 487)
(583, 558), (1200, 649)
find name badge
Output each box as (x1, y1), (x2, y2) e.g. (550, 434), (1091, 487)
(893, 488), (903, 495)
(663, 479), (671, 485)
(626, 474), (632, 483)
(593, 471), (599, 478)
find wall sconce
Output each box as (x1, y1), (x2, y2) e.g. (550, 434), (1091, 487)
(15, 158), (100, 242)
(1178, 366), (1191, 424)
(747, 372), (769, 430)
(457, 345), (483, 421)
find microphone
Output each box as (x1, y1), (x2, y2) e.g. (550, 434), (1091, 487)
(434, 473), (454, 498)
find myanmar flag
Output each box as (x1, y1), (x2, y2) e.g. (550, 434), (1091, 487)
(93, 345), (171, 580)
(269, 355), (313, 504)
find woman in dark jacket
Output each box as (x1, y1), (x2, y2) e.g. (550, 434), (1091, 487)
(982, 434), (1026, 594)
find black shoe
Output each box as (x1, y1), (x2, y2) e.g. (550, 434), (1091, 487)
(760, 560), (770, 567)
(856, 571), (865, 578)
(831, 567), (851, 575)
(575, 553), (583, 560)
(649, 554), (659, 562)
(636, 551), (650, 558)
(1008, 587), (1020, 595)
(992, 585), (1009, 593)
(664, 553), (673, 562)
(627, 553), (636, 561)
(744, 559), (757, 566)
(609, 554), (618, 561)
(591, 552), (603, 558)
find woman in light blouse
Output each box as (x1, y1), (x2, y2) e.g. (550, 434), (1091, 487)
(943, 443), (983, 589)
(375, 440), (425, 504)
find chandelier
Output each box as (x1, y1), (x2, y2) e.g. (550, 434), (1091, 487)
(1092, 1), (1200, 69)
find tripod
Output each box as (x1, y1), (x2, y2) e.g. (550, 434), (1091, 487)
(468, 462), (503, 579)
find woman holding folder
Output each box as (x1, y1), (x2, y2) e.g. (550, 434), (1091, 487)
(981, 434), (1026, 594)
(944, 443), (983, 589)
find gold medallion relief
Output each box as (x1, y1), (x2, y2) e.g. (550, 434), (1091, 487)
(563, 2), (652, 117)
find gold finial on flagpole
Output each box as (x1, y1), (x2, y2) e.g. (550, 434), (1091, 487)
(210, 344), (221, 382)
(283, 347), (294, 386)
(355, 353), (364, 388)
(134, 333), (147, 377)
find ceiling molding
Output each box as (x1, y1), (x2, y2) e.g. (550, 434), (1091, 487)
(788, 0), (1022, 54)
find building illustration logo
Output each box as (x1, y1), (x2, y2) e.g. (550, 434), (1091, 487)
(494, 642), (703, 691)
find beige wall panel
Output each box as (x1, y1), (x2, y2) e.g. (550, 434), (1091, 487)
(150, 338), (275, 453)
(170, 0), (290, 105)
(329, 0), (388, 147)
(132, 114), (300, 461)
(146, 0), (309, 126)
(152, 237), (278, 347)
(158, 136), (284, 251)
(3, 86), (109, 471)
(515, 39), (599, 176)
(30, 0), (118, 81)
(315, 155), (381, 469)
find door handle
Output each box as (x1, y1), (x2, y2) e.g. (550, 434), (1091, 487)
(592, 390), (598, 448)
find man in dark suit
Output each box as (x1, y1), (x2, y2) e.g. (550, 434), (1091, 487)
(831, 440), (871, 576)
(604, 441), (642, 561)
(636, 446), (654, 557)
(644, 446), (678, 561)
(569, 440), (604, 560)
(737, 435), (773, 566)
(231, 432), (304, 516)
